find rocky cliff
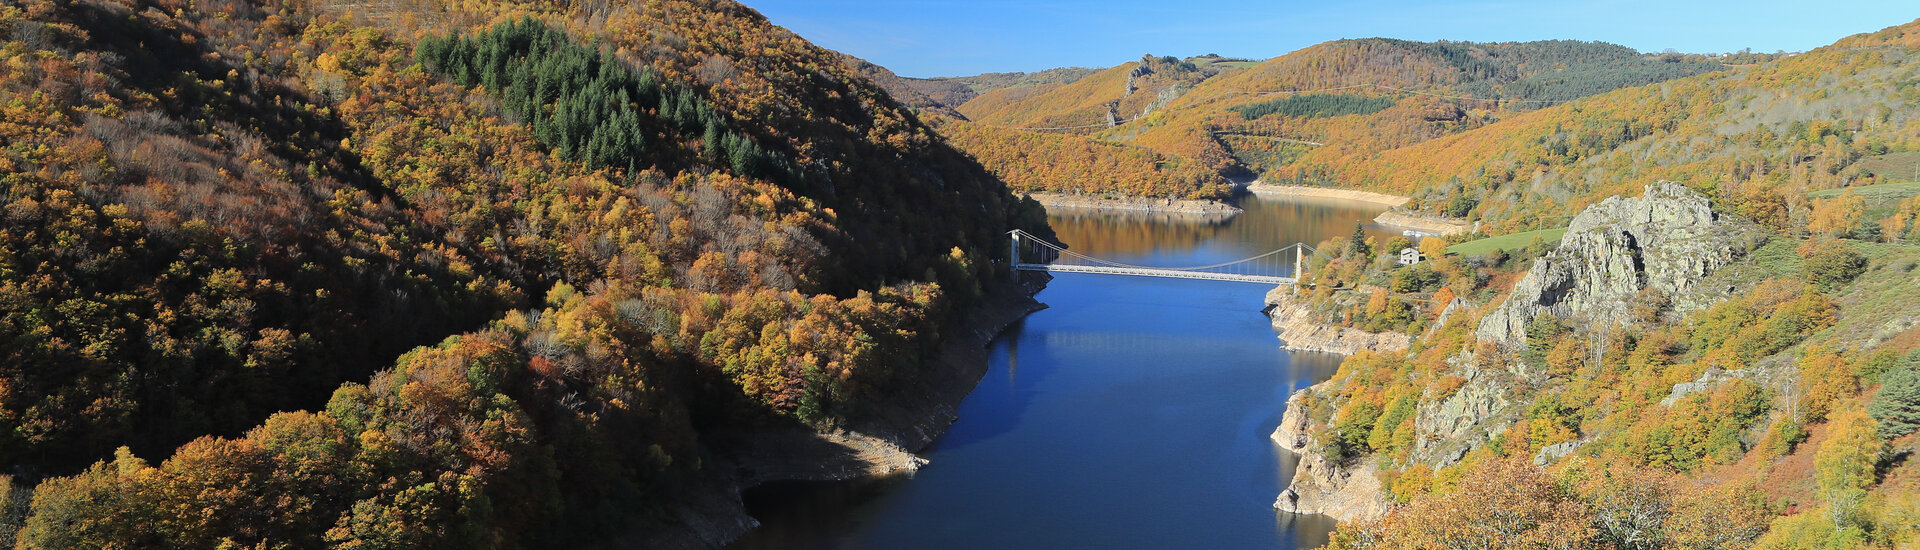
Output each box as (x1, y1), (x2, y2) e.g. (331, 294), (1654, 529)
(1265, 286), (1412, 355)
(1271, 388), (1394, 520)
(1475, 181), (1762, 349)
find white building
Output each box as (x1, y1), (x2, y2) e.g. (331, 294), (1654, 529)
(1397, 247), (1422, 266)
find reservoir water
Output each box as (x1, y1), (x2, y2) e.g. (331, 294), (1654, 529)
(733, 195), (1396, 549)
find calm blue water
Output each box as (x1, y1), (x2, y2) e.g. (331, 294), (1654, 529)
(732, 195), (1393, 549)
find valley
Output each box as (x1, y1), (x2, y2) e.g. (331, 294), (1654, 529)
(1, 1), (1918, 549)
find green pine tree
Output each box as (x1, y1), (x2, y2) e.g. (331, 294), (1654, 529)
(1869, 356), (1920, 439)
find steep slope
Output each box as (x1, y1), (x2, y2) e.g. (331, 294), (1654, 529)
(1281, 181), (1920, 548)
(1, 0), (1049, 547)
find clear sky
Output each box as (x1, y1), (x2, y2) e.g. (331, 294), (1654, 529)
(743, 1), (1919, 78)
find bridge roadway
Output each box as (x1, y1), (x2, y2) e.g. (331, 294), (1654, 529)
(1014, 263), (1295, 285)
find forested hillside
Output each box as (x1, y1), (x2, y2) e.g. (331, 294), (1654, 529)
(1295, 20), (1920, 238)
(0, 0), (1047, 546)
(923, 40), (1722, 204)
(1259, 21), (1920, 550)
(930, 116), (1232, 199)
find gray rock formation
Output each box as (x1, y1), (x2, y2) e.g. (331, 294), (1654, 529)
(1476, 181), (1761, 349)
(1411, 355), (1515, 468)
(1271, 388), (1393, 521)
(1532, 439), (1588, 466)
(1265, 286), (1412, 355)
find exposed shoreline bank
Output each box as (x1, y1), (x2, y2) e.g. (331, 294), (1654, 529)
(1271, 385), (1393, 521)
(1263, 286), (1411, 356)
(1374, 210), (1471, 236)
(1028, 191), (1242, 216)
(1244, 182), (1412, 207)
(1263, 285), (1400, 523)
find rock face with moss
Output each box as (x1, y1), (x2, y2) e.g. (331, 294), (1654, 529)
(1475, 181), (1762, 349)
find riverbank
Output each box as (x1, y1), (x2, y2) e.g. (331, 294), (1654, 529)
(1244, 182), (1411, 207)
(1263, 286), (1411, 355)
(1271, 387), (1393, 521)
(630, 277), (1051, 548)
(1263, 286), (1401, 523)
(1373, 210), (1471, 236)
(1029, 192), (1242, 216)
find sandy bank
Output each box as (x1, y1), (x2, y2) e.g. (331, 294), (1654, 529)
(1244, 182), (1411, 207)
(1029, 192), (1242, 216)
(1373, 210), (1471, 236)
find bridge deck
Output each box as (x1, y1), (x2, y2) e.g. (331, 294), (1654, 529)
(1015, 263), (1294, 285)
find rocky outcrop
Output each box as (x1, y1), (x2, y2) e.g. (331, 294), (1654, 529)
(1415, 369), (1514, 464)
(1476, 181), (1762, 349)
(1265, 286), (1411, 354)
(1532, 440), (1588, 466)
(1271, 389), (1393, 521)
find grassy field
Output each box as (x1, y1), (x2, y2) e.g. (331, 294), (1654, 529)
(1446, 228), (1569, 256)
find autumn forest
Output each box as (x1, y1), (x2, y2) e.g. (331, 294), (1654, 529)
(4, 0), (1920, 548)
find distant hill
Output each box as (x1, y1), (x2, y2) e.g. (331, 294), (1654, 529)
(930, 116), (1232, 199)
(917, 40), (1723, 201)
(923, 66), (1105, 105)
(1296, 19), (1920, 236)
(835, 52), (967, 118)
(1108, 39), (1725, 180)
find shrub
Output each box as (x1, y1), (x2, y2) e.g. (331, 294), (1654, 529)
(1802, 246), (1868, 292)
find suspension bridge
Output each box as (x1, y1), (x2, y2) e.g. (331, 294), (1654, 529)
(1009, 229), (1327, 285)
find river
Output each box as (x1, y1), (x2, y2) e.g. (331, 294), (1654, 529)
(732, 195), (1396, 549)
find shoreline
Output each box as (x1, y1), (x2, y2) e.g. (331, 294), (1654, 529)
(1373, 210), (1471, 236)
(1264, 286), (1400, 523)
(1271, 385), (1393, 521)
(1244, 182), (1412, 207)
(637, 277), (1051, 548)
(1028, 191), (1242, 216)
(1263, 286), (1411, 355)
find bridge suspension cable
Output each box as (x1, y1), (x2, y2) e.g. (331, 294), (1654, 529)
(1008, 229), (1330, 285)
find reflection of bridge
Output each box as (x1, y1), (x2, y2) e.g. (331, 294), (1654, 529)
(1010, 229), (1327, 285)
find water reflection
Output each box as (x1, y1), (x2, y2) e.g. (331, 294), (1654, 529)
(731, 195), (1387, 550)
(1049, 195), (1405, 265)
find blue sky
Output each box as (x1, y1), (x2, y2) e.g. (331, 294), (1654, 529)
(743, 1), (1919, 77)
